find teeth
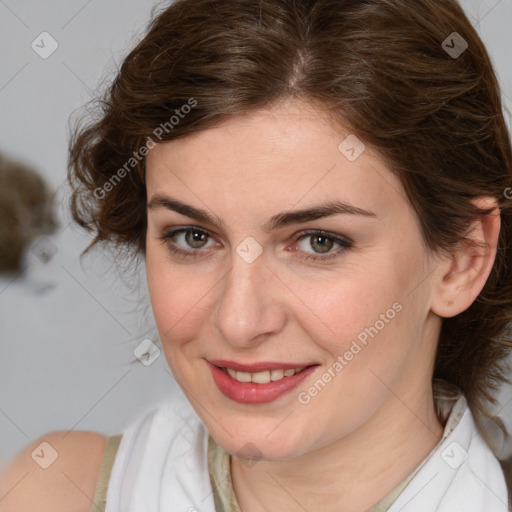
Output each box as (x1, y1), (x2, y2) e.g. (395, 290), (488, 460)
(270, 369), (284, 381)
(236, 371), (252, 383)
(225, 367), (306, 384)
(252, 371), (271, 384)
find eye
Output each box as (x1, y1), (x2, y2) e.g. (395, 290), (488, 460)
(179, 228), (211, 249)
(160, 226), (219, 258)
(300, 233), (335, 253)
(293, 230), (352, 260)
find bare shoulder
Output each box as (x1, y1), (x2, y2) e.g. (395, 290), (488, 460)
(0, 430), (107, 512)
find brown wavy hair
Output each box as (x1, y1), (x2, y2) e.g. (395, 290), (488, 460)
(68, 0), (512, 432)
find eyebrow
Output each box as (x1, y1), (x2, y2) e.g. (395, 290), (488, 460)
(147, 194), (376, 231)
(264, 202), (376, 231)
(147, 195), (227, 229)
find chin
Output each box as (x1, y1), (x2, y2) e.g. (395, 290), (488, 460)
(209, 419), (311, 462)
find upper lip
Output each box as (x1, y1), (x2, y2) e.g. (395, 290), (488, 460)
(209, 359), (316, 373)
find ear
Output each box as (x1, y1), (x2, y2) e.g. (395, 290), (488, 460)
(430, 197), (501, 318)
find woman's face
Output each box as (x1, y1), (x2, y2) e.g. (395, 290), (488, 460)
(145, 100), (444, 460)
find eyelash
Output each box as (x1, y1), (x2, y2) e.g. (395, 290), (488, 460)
(159, 227), (216, 261)
(292, 229), (353, 262)
(159, 227), (353, 262)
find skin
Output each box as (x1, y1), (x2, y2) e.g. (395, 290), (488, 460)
(0, 99), (499, 512)
(0, 431), (106, 512)
(144, 98), (500, 511)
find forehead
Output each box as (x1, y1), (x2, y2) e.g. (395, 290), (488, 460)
(145, 100), (407, 220)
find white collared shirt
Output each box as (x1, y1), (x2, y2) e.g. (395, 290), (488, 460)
(104, 386), (508, 512)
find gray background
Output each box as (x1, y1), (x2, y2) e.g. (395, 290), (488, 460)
(0, 0), (511, 465)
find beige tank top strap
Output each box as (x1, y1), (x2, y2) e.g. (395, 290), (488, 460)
(90, 433), (123, 512)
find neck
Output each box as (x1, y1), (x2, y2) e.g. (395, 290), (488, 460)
(231, 384), (443, 512)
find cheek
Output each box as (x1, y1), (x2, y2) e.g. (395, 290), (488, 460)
(298, 250), (422, 381)
(303, 269), (398, 346)
(145, 248), (218, 352)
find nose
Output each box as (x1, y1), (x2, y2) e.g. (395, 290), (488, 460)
(213, 256), (287, 348)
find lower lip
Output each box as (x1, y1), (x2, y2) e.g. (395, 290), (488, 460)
(208, 363), (317, 404)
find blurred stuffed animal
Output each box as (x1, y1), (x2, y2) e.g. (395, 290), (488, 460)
(0, 152), (57, 273)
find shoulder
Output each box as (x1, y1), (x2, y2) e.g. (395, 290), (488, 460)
(0, 430), (107, 512)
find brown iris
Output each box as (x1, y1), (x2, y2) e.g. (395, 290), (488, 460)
(310, 234), (334, 253)
(185, 229), (208, 248)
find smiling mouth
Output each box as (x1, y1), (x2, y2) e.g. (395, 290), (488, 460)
(208, 361), (318, 404)
(221, 366), (307, 384)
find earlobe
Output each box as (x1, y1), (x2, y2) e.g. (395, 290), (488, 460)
(431, 197), (501, 318)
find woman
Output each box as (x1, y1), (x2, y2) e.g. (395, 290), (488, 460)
(1, 0), (511, 510)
